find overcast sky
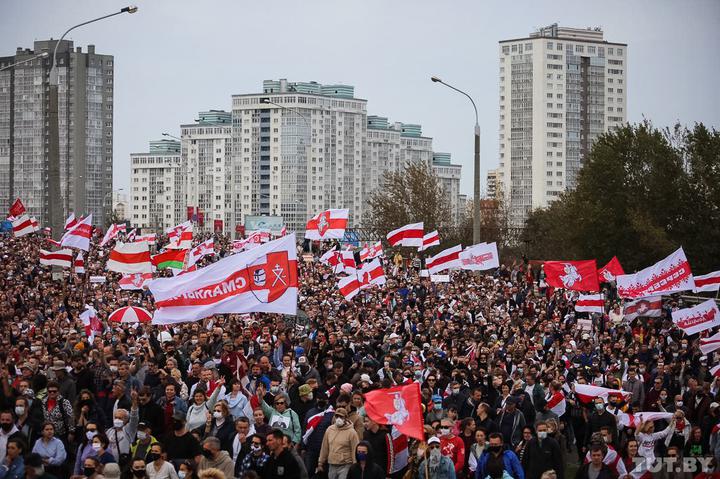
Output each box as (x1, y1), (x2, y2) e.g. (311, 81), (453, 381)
(2, 0), (719, 196)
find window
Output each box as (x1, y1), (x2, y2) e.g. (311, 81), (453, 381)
(608, 48), (614, 55)
(547, 41), (553, 49)
(617, 48), (623, 55)
(511, 44), (517, 52)
(525, 43), (532, 51)
(575, 45), (584, 53)
(502, 45), (510, 54)
(588, 46), (596, 54)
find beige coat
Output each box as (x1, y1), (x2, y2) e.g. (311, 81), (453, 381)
(319, 421), (360, 466)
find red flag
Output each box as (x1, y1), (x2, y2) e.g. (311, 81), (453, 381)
(9, 198), (25, 217)
(597, 256), (624, 283)
(364, 383), (424, 441)
(544, 260), (600, 292)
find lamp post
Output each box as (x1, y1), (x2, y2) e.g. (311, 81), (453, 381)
(161, 132), (181, 141)
(431, 75), (481, 244)
(47, 6), (138, 239)
(0, 52), (49, 72)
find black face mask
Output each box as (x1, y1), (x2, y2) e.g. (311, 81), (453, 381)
(132, 469), (146, 478)
(202, 448), (214, 458)
(83, 466), (96, 477)
(0, 423), (12, 432)
(173, 420), (184, 431)
(146, 452), (160, 462)
(489, 445), (502, 454)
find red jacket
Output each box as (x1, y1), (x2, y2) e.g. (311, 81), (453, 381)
(440, 435), (465, 473)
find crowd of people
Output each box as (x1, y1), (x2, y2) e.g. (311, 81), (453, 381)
(0, 230), (718, 479)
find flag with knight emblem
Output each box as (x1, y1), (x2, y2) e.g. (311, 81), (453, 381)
(544, 260), (600, 292)
(597, 256), (624, 283)
(364, 383), (424, 440)
(305, 209), (349, 240)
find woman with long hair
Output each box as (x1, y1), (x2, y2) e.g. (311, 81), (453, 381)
(31, 422), (67, 476)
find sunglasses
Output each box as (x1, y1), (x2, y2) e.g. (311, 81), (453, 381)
(428, 444), (440, 449)
(48, 389), (58, 393)
(275, 402), (285, 406)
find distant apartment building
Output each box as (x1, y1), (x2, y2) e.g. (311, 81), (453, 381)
(432, 153), (462, 224)
(486, 168), (499, 199)
(497, 24), (627, 226)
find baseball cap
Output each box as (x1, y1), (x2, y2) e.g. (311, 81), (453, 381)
(360, 374), (373, 385)
(298, 385), (312, 397)
(427, 436), (440, 445)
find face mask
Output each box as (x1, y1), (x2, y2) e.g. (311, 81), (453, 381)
(136, 431), (147, 440)
(452, 388), (460, 395)
(429, 448), (441, 464)
(109, 365), (118, 373)
(178, 472), (187, 479)
(604, 436), (611, 444)
(335, 418), (345, 427)
(489, 445), (502, 454)
(213, 411), (224, 419)
(251, 444), (262, 453)
(86, 430), (97, 441)
(384, 362), (390, 368)
(91, 443), (102, 451)
(307, 392), (313, 400)
(0, 423), (12, 432)
(270, 386), (280, 394)
(677, 401), (683, 407)
(595, 403), (604, 411)
(191, 339), (198, 345)
(202, 448), (213, 458)
(660, 395), (667, 401)
(133, 470), (146, 478)
(113, 418), (124, 428)
(173, 420), (184, 431)
(84, 466), (96, 476)
(356, 451), (368, 461)
(434, 403), (442, 411)
(14, 406), (24, 416)
(440, 428), (450, 436)
(538, 431), (547, 439)
(146, 452), (160, 462)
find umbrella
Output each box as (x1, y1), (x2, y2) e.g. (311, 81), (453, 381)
(108, 306), (152, 323)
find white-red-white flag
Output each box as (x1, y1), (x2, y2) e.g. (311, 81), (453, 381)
(617, 247), (694, 299)
(134, 233), (156, 245)
(711, 364), (720, 378)
(459, 242), (500, 271)
(166, 221), (193, 249)
(60, 214), (92, 251)
(278, 225), (287, 237)
(119, 273), (153, 290)
(12, 215), (35, 237)
(39, 249), (73, 268)
(64, 213), (77, 231)
(126, 229), (137, 242)
(358, 258), (386, 289)
(100, 223), (122, 247)
(700, 331), (720, 355)
(546, 390), (566, 417)
(672, 299), (720, 336)
(339, 250), (356, 274)
(617, 411), (674, 428)
(419, 230), (439, 251)
(187, 238), (215, 268)
(426, 244), (461, 274)
(694, 271), (720, 293)
(623, 296), (662, 321)
(106, 241), (152, 274)
(359, 241), (383, 262)
(305, 209), (349, 240)
(575, 294), (604, 314)
(149, 234), (298, 324)
(573, 383), (632, 404)
(338, 274), (362, 300)
(80, 305), (102, 342)
(74, 251), (85, 274)
(386, 222), (423, 248)
(29, 217), (39, 232)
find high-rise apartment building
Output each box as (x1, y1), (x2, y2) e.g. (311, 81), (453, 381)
(129, 140), (184, 231)
(486, 168), (500, 199)
(181, 110), (232, 233)
(0, 40), (114, 226)
(432, 153), (462, 224)
(497, 24), (627, 226)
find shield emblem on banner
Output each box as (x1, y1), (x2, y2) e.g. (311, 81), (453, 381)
(317, 211), (330, 237)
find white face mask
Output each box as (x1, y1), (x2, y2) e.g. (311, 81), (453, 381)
(86, 431), (97, 441)
(14, 406), (25, 416)
(213, 411), (223, 419)
(136, 431), (147, 440)
(538, 431), (547, 439)
(307, 392), (313, 400)
(178, 472), (187, 479)
(91, 442), (102, 451)
(109, 365), (118, 373)
(113, 419), (124, 428)
(251, 444), (262, 453)
(335, 418), (345, 427)
(440, 428), (450, 436)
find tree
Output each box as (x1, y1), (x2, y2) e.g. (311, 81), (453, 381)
(365, 161), (452, 244)
(522, 122), (720, 273)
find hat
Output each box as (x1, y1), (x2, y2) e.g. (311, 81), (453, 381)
(203, 361), (216, 370)
(582, 333), (590, 340)
(20, 362), (34, 371)
(422, 343), (431, 349)
(389, 333), (400, 340)
(427, 436), (440, 445)
(711, 402), (720, 410)
(298, 385), (312, 397)
(295, 346), (305, 357)
(432, 394), (442, 403)
(360, 374), (373, 385)
(222, 340), (233, 347)
(51, 360), (66, 371)
(137, 421), (150, 429)
(298, 356), (307, 365)
(340, 383), (353, 394)
(103, 463), (121, 479)
(335, 407), (348, 418)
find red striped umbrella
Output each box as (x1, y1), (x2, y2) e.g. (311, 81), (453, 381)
(108, 306), (152, 323)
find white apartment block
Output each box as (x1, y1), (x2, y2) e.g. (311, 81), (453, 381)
(498, 24), (627, 226)
(432, 153), (462, 224)
(486, 168), (500, 199)
(130, 140), (185, 232)
(181, 111), (232, 233)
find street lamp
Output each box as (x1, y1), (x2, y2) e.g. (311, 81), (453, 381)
(161, 132), (181, 141)
(0, 52), (49, 72)
(430, 75), (482, 244)
(47, 6), (138, 239)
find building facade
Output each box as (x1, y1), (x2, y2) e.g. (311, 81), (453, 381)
(432, 153), (462, 224)
(129, 140), (184, 231)
(497, 24), (627, 226)
(486, 168), (500, 199)
(0, 40), (114, 226)
(112, 190), (128, 221)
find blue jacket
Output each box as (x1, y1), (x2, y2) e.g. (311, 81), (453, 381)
(419, 456), (456, 479)
(475, 449), (524, 479)
(0, 456), (25, 479)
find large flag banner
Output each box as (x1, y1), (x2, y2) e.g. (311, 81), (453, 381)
(359, 241), (383, 262)
(359, 258), (386, 289)
(100, 223), (123, 247)
(305, 209), (349, 240)
(60, 214), (92, 251)
(107, 241), (153, 274)
(597, 256), (625, 283)
(167, 221), (193, 249)
(694, 271), (720, 293)
(623, 296), (663, 321)
(546, 390), (566, 417)
(544, 260), (600, 292)
(9, 198), (25, 217)
(12, 215), (35, 237)
(459, 242), (500, 271)
(64, 213), (77, 231)
(672, 299), (720, 336)
(426, 245), (462, 274)
(149, 234), (298, 324)
(338, 274), (361, 300)
(575, 294), (604, 314)
(364, 383), (424, 441)
(119, 273), (154, 290)
(152, 249), (188, 270)
(573, 383), (632, 404)
(700, 331), (720, 355)
(386, 222), (423, 248)
(419, 230), (440, 251)
(187, 238), (215, 268)
(616, 247), (694, 299)
(617, 411), (674, 428)
(339, 250), (357, 274)
(134, 233), (157, 245)
(39, 249), (73, 268)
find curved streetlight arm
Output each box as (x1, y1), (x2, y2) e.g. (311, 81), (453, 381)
(0, 52), (49, 72)
(261, 98), (311, 129)
(50, 7), (137, 85)
(432, 77), (479, 129)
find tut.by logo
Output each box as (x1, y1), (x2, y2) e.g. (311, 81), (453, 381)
(632, 456), (714, 473)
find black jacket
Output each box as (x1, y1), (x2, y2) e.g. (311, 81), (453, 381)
(265, 449), (301, 479)
(584, 411), (617, 446)
(521, 436), (564, 479)
(574, 462), (618, 479)
(347, 441), (386, 479)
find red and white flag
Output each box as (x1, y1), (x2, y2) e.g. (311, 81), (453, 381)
(187, 238), (215, 268)
(617, 247), (694, 299)
(302, 406), (334, 444)
(339, 250), (356, 274)
(623, 296), (662, 321)
(544, 260), (600, 292)
(694, 271), (720, 293)
(711, 364), (720, 378)
(305, 209), (349, 240)
(167, 221), (193, 249)
(320, 247), (340, 265)
(597, 256), (624, 283)
(672, 299), (720, 336)
(39, 249), (73, 268)
(426, 244), (461, 274)
(364, 383), (424, 441)
(360, 241), (383, 262)
(64, 213), (77, 231)
(573, 383), (632, 404)
(9, 198), (25, 217)
(74, 252), (85, 274)
(119, 273), (153, 290)
(126, 229), (137, 242)
(149, 234), (298, 324)
(106, 241), (152, 274)
(575, 294), (604, 314)
(618, 411), (673, 428)
(386, 222), (423, 248)
(419, 230), (439, 251)
(134, 233), (156, 245)
(459, 242), (500, 271)
(546, 390), (566, 417)
(338, 274), (362, 300)
(29, 217), (39, 232)
(278, 225), (287, 237)
(80, 305), (102, 342)
(700, 331), (720, 355)
(12, 215), (35, 237)
(61, 214), (92, 251)
(100, 223), (122, 247)
(359, 258), (386, 289)
(45, 237), (61, 248)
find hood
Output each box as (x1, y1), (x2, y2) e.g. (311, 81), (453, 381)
(357, 440), (375, 463)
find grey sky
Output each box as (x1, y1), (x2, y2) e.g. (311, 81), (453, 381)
(2, 0), (719, 196)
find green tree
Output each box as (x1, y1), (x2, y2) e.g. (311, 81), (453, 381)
(522, 122), (720, 273)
